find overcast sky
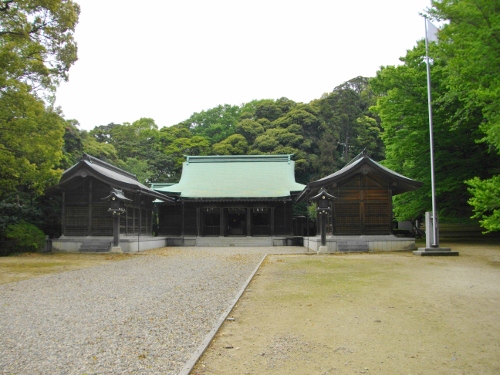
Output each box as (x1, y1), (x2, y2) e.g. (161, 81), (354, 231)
(55, 0), (432, 131)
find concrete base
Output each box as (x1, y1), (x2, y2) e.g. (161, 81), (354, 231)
(303, 235), (417, 253)
(110, 246), (123, 253)
(318, 246), (328, 254)
(52, 236), (168, 253)
(166, 236), (303, 247)
(413, 247), (459, 256)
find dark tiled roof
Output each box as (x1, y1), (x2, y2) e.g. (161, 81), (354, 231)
(296, 154), (422, 202)
(58, 154), (174, 202)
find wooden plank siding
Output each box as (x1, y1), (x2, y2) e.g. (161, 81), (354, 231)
(63, 176), (153, 236)
(331, 174), (392, 235)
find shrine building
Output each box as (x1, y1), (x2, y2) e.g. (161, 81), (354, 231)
(153, 154), (305, 246)
(51, 154), (173, 252)
(296, 151), (423, 252)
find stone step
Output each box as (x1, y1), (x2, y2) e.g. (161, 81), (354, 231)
(195, 237), (273, 247)
(79, 240), (112, 253)
(337, 241), (369, 252)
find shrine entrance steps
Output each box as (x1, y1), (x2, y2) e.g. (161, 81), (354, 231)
(165, 236), (304, 247)
(197, 236), (277, 247)
(79, 239), (112, 253)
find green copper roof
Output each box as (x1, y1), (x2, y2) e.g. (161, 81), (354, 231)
(154, 155), (305, 199)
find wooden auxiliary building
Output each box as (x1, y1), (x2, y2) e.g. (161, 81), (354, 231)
(296, 151), (423, 251)
(51, 154), (173, 252)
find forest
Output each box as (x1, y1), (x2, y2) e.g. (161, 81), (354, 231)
(1, 0), (499, 253)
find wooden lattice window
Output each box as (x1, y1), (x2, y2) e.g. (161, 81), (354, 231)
(65, 206), (89, 236)
(334, 203), (361, 235)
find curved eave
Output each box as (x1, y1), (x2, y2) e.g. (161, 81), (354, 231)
(296, 157), (422, 202)
(58, 161), (174, 202)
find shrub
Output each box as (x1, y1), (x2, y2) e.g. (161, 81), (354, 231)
(4, 221), (46, 254)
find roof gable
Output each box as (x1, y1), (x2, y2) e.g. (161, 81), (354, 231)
(296, 154), (422, 202)
(58, 154), (173, 202)
(154, 155), (305, 199)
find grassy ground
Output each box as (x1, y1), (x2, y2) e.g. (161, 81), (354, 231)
(0, 252), (132, 285)
(193, 240), (500, 375)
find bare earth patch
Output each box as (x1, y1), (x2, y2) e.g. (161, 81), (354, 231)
(0, 252), (132, 285)
(193, 241), (500, 375)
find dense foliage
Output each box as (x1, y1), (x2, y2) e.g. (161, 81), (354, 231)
(0, 0), (80, 197)
(429, 0), (500, 232)
(0, 0), (79, 253)
(3, 221), (46, 255)
(370, 0), (500, 229)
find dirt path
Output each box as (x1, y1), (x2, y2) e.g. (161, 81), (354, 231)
(193, 241), (500, 374)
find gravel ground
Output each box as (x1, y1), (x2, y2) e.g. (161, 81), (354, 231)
(0, 247), (305, 375)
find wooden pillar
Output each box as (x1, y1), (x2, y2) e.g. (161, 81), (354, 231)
(125, 206), (129, 235)
(88, 179), (92, 235)
(196, 207), (201, 237)
(389, 183), (394, 234)
(283, 201), (287, 235)
(133, 206), (136, 234)
(61, 192), (66, 236)
(246, 207), (251, 236)
(271, 207), (275, 236)
(219, 207), (225, 236)
(181, 201), (185, 236)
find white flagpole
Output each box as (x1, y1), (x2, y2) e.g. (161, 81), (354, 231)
(425, 17), (439, 247)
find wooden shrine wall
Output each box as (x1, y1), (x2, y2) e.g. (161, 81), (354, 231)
(330, 174), (392, 235)
(63, 177), (153, 236)
(158, 200), (294, 237)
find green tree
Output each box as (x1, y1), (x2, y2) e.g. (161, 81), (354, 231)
(81, 131), (120, 164)
(89, 118), (159, 161)
(164, 136), (210, 177)
(158, 124), (192, 148)
(0, 0), (80, 197)
(371, 41), (498, 221)
(234, 119), (264, 144)
(59, 119), (83, 169)
(0, 86), (65, 196)
(317, 78), (371, 162)
(117, 157), (151, 185)
(430, 0), (500, 151)
(249, 102), (321, 183)
(429, 0), (500, 231)
(212, 134), (248, 155)
(254, 100), (283, 122)
(354, 115), (384, 160)
(0, 0), (80, 96)
(180, 104), (240, 144)
(467, 176), (500, 233)
(311, 77), (381, 179)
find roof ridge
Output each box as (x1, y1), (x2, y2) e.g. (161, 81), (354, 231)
(82, 153), (138, 181)
(185, 155), (293, 163)
(343, 148), (367, 167)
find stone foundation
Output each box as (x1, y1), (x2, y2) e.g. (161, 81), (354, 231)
(52, 236), (168, 253)
(303, 235), (417, 253)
